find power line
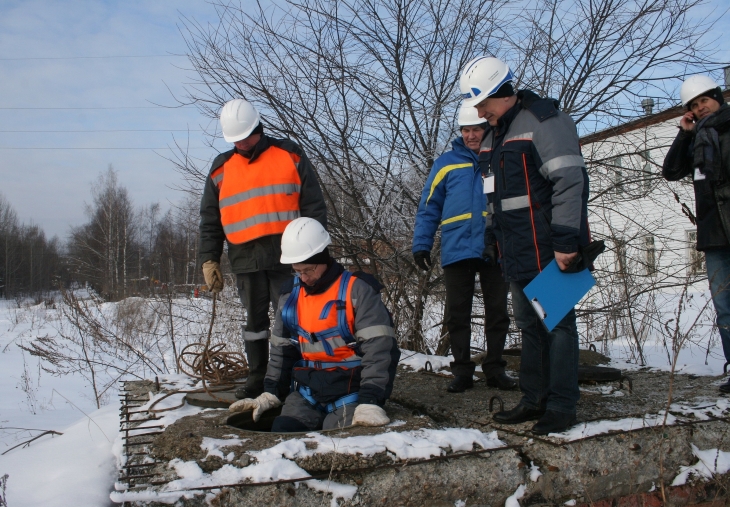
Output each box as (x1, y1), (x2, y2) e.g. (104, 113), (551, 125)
(0, 106), (196, 110)
(0, 55), (187, 61)
(0, 147), (211, 150)
(0, 129), (204, 133)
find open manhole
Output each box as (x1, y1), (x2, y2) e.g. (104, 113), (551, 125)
(226, 406), (284, 432)
(226, 406), (342, 434)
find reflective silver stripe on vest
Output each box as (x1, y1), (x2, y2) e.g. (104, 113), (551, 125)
(539, 155), (585, 177)
(212, 173), (224, 185)
(270, 334), (291, 347)
(243, 329), (270, 341)
(223, 210), (301, 235)
(300, 337), (349, 354)
(219, 183), (301, 209)
(501, 195), (530, 211)
(355, 325), (396, 341)
(504, 132), (533, 143)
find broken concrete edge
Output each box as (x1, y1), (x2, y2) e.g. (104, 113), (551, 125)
(115, 373), (730, 507)
(112, 432), (730, 507)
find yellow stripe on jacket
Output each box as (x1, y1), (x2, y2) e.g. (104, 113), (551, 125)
(426, 162), (473, 204)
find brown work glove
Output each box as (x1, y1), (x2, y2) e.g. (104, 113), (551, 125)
(202, 260), (224, 293)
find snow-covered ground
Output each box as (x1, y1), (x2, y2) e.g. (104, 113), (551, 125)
(0, 293), (728, 506)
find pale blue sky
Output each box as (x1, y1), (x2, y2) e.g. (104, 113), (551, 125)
(0, 0), (227, 238)
(0, 0), (728, 240)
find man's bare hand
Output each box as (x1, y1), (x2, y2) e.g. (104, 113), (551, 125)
(680, 111), (696, 132)
(554, 251), (578, 271)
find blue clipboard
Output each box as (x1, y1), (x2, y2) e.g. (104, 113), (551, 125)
(522, 259), (595, 331)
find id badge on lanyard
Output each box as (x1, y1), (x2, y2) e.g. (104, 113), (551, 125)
(483, 173), (495, 194)
(479, 138), (496, 194)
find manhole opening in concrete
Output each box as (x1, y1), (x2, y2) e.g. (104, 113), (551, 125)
(226, 406), (348, 434)
(226, 406), (284, 432)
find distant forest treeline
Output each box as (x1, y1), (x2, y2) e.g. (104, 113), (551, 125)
(1, 166), (203, 301)
(0, 193), (65, 298)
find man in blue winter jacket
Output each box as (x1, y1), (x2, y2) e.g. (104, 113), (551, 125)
(460, 56), (590, 435)
(413, 104), (514, 394)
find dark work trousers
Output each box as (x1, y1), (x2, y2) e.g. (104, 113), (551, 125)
(511, 278), (579, 414)
(236, 265), (293, 392)
(443, 258), (510, 378)
(271, 391), (357, 432)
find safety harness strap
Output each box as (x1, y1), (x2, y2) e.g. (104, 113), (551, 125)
(298, 386), (360, 414)
(281, 271), (356, 357)
(304, 359), (362, 369)
(336, 271), (355, 342)
(281, 276), (301, 337)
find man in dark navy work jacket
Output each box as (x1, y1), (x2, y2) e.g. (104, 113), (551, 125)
(460, 56), (590, 434)
(413, 103), (513, 394)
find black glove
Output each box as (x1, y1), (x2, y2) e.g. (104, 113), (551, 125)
(561, 240), (606, 273)
(413, 251), (432, 271)
(482, 244), (498, 265)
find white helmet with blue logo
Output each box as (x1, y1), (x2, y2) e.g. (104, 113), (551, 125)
(459, 56), (513, 107)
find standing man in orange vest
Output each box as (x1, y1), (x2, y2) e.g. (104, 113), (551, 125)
(199, 99), (327, 399)
(229, 218), (400, 431)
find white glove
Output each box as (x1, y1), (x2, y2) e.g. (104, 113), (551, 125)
(351, 404), (390, 427)
(229, 392), (281, 422)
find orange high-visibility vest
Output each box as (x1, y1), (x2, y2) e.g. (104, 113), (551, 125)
(212, 147), (302, 244)
(296, 273), (357, 363)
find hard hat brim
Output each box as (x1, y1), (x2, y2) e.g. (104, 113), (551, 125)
(223, 118), (260, 143)
(280, 236), (331, 264)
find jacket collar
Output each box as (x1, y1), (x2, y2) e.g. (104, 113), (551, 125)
(451, 136), (480, 161)
(493, 98), (523, 137)
(700, 103), (730, 131)
(493, 90), (558, 137)
(235, 134), (271, 162)
(302, 261), (345, 295)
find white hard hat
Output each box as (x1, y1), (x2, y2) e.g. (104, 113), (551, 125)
(680, 75), (720, 107)
(459, 56), (513, 107)
(220, 99), (261, 143)
(458, 103), (486, 127)
(280, 217), (331, 264)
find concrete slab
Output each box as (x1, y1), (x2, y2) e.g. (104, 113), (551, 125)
(115, 365), (730, 507)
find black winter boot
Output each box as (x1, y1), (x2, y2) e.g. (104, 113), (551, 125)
(720, 378), (730, 394)
(446, 375), (474, 393)
(493, 404), (545, 424)
(486, 372), (518, 390)
(242, 339), (269, 398)
(531, 410), (577, 435)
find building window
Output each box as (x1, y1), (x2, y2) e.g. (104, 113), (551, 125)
(641, 150), (652, 192)
(687, 230), (705, 275)
(615, 237), (627, 277)
(645, 235), (656, 275)
(610, 156), (623, 190)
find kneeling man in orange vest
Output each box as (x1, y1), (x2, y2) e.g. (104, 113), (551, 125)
(229, 218), (401, 431)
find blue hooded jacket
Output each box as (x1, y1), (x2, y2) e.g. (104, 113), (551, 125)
(412, 136), (487, 267)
